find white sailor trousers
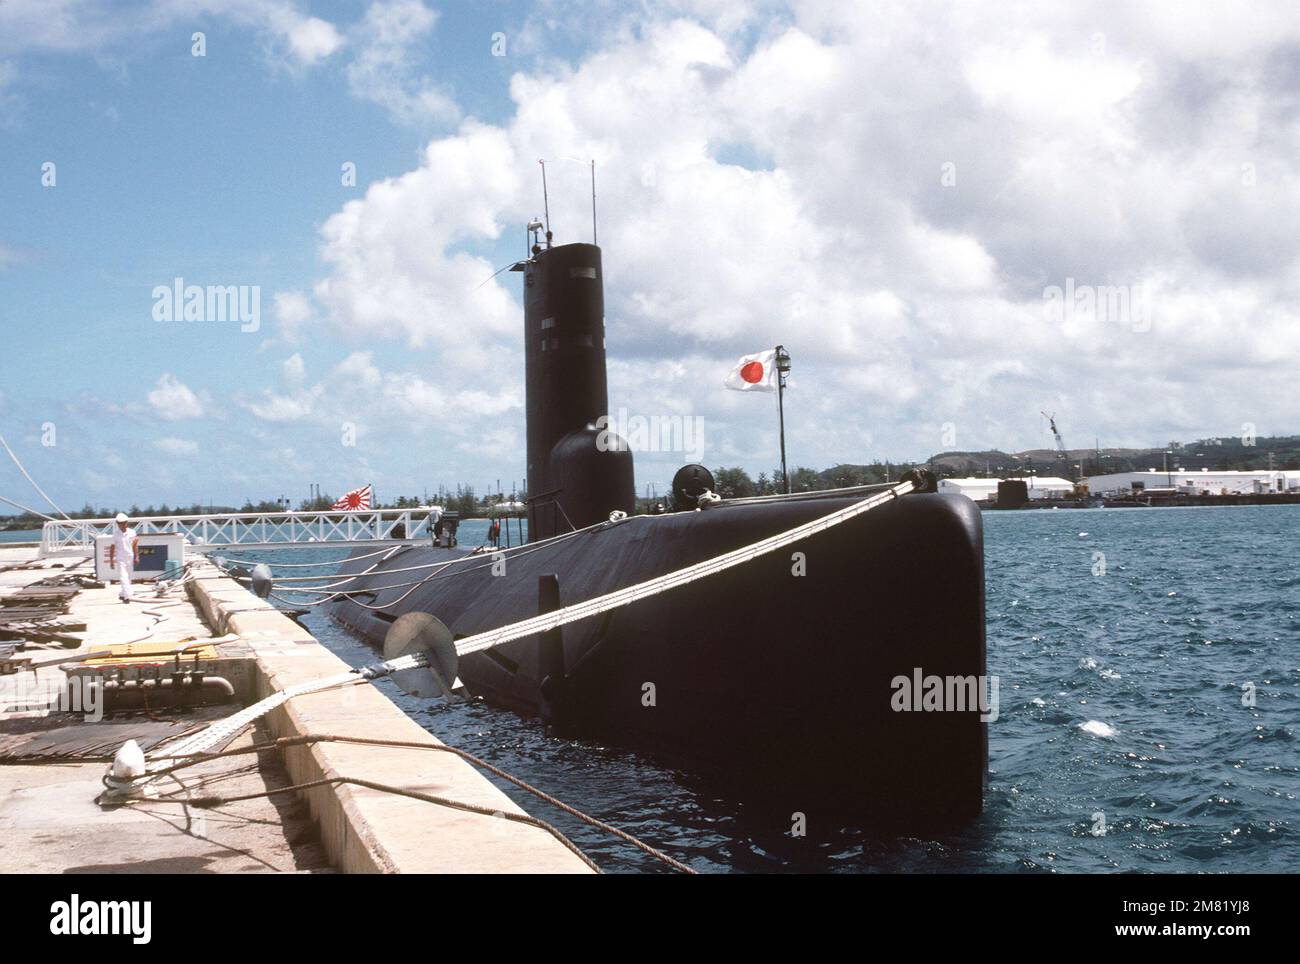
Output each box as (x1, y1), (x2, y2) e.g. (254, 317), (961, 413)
(116, 558), (134, 601)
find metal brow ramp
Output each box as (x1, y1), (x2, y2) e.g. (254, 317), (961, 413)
(40, 507), (444, 556)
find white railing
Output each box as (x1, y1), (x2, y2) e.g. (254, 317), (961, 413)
(40, 506), (445, 556)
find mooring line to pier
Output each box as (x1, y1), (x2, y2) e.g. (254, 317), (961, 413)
(0, 432), (71, 520)
(0, 491), (63, 522)
(180, 773), (606, 871)
(450, 478), (915, 658)
(214, 546), (399, 568)
(118, 479), (916, 805)
(143, 731), (695, 873)
(255, 517), (609, 594)
(254, 529), (617, 609)
(151, 673), (367, 762)
(255, 478), (908, 606)
(149, 479), (918, 764)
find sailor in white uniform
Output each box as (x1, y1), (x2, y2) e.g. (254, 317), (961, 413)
(107, 512), (139, 603)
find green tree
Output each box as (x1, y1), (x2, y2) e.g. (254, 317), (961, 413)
(453, 484), (477, 516)
(790, 467), (820, 492)
(712, 467), (756, 498)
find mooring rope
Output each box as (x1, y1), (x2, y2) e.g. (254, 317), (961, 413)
(179, 773), (607, 873)
(214, 546), (400, 568)
(136, 479), (914, 770)
(451, 479), (913, 658)
(152, 673), (366, 762)
(0, 492), (62, 522)
(253, 516), (610, 590)
(0, 432), (71, 520)
(101, 479), (921, 867)
(140, 732), (696, 874)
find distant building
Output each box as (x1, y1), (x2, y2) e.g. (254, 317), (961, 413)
(1082, 469), (1300, 496)
(938, 476), (1075, 503)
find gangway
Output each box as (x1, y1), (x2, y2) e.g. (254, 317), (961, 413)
(40, 506), (445, 556)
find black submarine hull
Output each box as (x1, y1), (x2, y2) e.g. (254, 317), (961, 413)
(327, 489), (987, 827)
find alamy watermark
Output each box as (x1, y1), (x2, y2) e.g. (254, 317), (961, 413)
(1, 674), (102, 721)
(50, 894), (151, 944)
(890, 667), (999, 722)
(1043, 277), (1150, 333)
(596, 407), (705, 462)
(152, 278), (261, 333)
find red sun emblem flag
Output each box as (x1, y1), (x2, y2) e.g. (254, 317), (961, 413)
(725, 350), (778, 392)
(332, 484), (373, 511)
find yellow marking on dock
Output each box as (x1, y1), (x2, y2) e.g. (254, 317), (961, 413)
(82, 640), (219, 666)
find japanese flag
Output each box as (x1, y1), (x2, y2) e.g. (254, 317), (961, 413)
(332, 484), (372, 511)
(724, 349), (777, 392)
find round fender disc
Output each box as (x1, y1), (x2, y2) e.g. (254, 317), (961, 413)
(382, 612), (458, 698)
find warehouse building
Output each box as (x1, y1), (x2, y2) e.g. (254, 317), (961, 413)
(1081, 469), (1300, 496)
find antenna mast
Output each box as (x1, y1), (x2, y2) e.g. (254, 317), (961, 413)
(591, 159), (597, 246)
(538, 159), (552, 248)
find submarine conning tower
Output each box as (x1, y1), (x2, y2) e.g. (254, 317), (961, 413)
(524, 241), (635, 541)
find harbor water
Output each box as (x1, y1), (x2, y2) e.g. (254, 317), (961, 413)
(0, 529), (42, 544)
(191, 507), (1300, 871)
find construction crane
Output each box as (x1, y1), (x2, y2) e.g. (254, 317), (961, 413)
(1041, 411), (1073, 481)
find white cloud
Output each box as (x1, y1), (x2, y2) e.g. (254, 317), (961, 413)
(0, 60), (18, 124)
(273, 290), (315, 339)
(279, 14), (344, 64)
(242, 385), (322, 422)
(344, 0), (459, 126)
(313, 121), (521, 352)
(964, 37), (1142, 130)
(239, 351), (521, 446)
(147, 374), (207, 420)
(154, 436), (199, 456)
(282, 353), (306, 384)
(0, 1), (343, 66)
(302, 2), (1300, 471)
(10, 0), (1300, 499)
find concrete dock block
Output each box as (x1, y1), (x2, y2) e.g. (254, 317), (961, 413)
(185, 560), (594, 874)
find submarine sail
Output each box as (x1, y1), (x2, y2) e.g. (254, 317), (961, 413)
(524, 242), (634, 540)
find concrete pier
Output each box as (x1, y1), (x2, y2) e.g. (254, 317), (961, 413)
(0, 545), (594, 874)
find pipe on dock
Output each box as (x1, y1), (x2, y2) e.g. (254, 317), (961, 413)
(90, 675), (235, 711)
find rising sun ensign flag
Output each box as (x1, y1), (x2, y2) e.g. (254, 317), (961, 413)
(724, 349), (778, 392)
(333, 484), (372, 511)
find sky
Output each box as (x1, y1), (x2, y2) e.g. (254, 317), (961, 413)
(2, 0), (1299, 514)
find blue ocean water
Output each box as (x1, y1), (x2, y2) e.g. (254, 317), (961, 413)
(269, 505), (1298, 873)
(0, 528), (42, 543)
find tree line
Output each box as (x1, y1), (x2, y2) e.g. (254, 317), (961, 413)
(7, 447), (1297, 532)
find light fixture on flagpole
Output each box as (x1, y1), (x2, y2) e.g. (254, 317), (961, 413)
(775, 345), (792, 494)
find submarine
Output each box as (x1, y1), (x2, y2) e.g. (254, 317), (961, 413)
(327, 233), (987, 829)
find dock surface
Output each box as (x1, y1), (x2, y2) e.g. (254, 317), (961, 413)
(0, 545), (594, 874)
